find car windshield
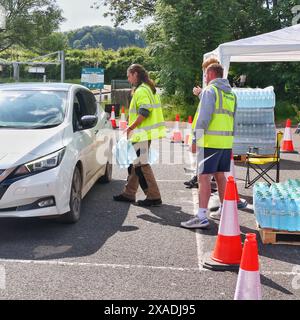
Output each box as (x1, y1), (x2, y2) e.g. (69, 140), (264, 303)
(0, 90), (68, 129)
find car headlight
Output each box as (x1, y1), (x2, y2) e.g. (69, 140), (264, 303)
(13, 148), (66, 177)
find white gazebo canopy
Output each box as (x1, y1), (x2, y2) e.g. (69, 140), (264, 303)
(204, 24), (300, 79)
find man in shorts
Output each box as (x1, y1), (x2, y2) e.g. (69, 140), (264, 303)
(181, 63), (237, 229)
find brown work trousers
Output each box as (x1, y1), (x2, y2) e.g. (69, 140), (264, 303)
(122, 140), (161, 200)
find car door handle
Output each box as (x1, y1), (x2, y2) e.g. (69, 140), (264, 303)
(94, 129), (99, 134)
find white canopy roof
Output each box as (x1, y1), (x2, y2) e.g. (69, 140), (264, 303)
(204, 24), (300, 78)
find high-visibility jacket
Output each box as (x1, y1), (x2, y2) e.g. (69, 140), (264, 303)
(188, 106), (200, 145)
(196, 85), (236, 149)
(192, 108), (199, 130)
(129, 83), (166, 143)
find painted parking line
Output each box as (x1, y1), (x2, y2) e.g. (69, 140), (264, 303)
(0, 259), (296, 278)
(0, 259), (199, 272)
(192, 189), (207, 272)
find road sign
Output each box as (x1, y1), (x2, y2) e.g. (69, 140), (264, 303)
(28, 67), (45, 74)
(81, 68), (104, 89)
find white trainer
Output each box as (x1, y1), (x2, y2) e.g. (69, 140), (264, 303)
(181, 216), (210, 229)
(209, 207), (222, 220)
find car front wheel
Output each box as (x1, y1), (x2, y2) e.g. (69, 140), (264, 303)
(59, 166), (82, 224)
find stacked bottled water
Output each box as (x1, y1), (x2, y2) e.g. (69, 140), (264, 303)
(232, 87), (276, 155)
(233, 87), (276, 109)
(254, 180), (300, 231)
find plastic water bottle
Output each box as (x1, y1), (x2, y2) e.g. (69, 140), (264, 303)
(288, 198), (298, 231)
(268, 87), (275, 108)
(271, 196), (280, 229)
(254, 191), (262, 225)
(264, 193), (273, 228)
(295, 197), (300, 231)
(277, 197), (287, 230)
(260, 196), (270, 227)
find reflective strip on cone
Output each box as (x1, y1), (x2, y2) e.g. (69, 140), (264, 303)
(219, 200), (240, 236)
(283, 128), (292, 141)
(281, 119), (297, 152)
(234, 269), (262, 300)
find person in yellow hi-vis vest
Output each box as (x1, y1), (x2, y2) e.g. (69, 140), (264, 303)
(184, 57), (220, 189)
(181, 63), (237, 229)
(113, 64), (166, 207)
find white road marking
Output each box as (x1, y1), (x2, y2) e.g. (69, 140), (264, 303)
(0, 258), (296, 277)
(192, 189), (207, 272)
(0, 259), (199, 272)
(262, 271), (300, 276)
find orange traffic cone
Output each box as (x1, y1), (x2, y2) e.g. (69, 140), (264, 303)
(225, 152), (248, 209)
(184, 116), (193, 145)
(110, 105), (117, 129)
(119, 106), (127, 130)
(281, 119), (298, 153)
(203, 176), (242, 271)
(171, 114), (183, 143)
(234, 233), (262, 300)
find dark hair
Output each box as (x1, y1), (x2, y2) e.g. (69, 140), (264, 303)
(127, 64), (156, 94)
(206, 63), (224, 78)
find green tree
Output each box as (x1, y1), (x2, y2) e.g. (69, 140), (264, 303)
(146, 0), (232, 100)
(105, 46), (156, 83)
(91, 0), (156, 26)
(66, 25), (145, 50)
(38, 32), (69, 53)
(0, 0), (64, 52)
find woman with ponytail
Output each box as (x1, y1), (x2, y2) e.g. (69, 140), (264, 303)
(113, 64), (166, 207)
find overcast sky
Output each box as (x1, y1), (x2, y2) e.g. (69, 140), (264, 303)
(56, 0), (145, 31)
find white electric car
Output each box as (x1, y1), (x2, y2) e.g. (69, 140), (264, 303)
(0, 83), (114, 223)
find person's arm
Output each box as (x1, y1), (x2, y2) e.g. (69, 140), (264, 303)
(194, 87), (216, 142)
(126, 87), (150, 138)
(128, 115), (145, 130)
(193, 86), (202, 98)
(233, 92), (237, 136)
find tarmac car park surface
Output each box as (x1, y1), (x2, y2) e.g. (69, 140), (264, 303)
(0, 128), (299, 300)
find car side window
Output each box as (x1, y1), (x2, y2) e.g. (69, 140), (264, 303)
(73, 90), (98, 132)
(72, 95), (83, 132)
(80, 89), (97, 116)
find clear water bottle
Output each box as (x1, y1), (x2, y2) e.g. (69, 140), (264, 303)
(295, 197), (300, 231)
(261, 90), (266, 108)
(278, 197), (288, 230)
(254, 192), (262, 225)
(288, 198), (298, 231)
(237, 90), (242, 108)
(271, 196), (280, 229)
(265, 193), (273, 228)
(260, 196), (269, 228)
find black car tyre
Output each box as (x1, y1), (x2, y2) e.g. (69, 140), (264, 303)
(58, 166), (82, 224)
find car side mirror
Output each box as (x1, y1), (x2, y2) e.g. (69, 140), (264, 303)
(80, 115), (98, 129)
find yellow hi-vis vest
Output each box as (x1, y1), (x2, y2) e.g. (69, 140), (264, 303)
(129, 83), (166, 143)
(197, 85), (236, 149)
(192, 107), (199, 130)
(187, 106), (200, 145)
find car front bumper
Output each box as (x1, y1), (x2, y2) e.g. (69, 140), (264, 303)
(0, 164), (73, 218)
